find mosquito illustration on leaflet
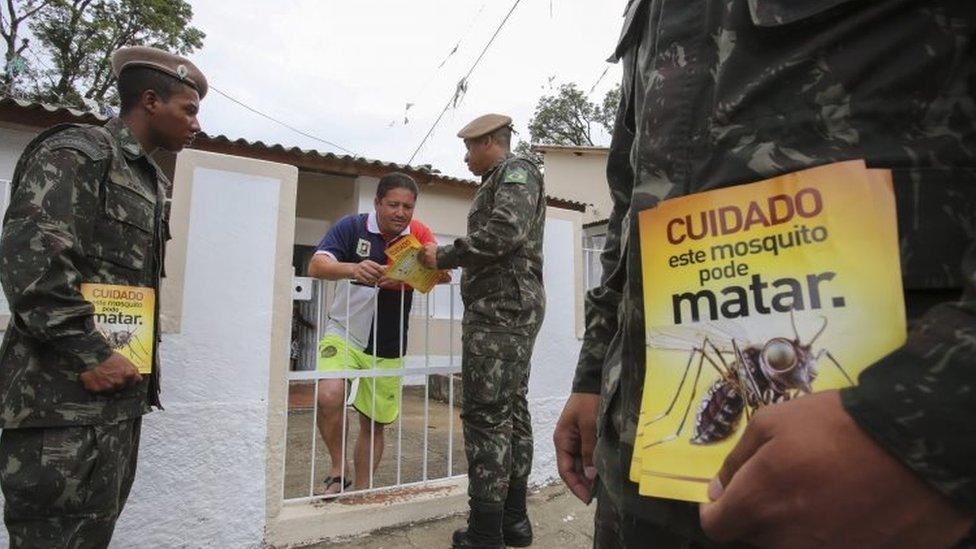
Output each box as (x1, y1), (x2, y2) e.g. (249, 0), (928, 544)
(100, 327), (152, 365)
(641, 312), (855, 449)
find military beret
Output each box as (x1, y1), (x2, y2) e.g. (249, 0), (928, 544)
(111, 46), (208, 99)
(457, 113), (513, 139)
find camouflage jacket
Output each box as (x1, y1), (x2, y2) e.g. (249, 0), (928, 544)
(0, 117), (167, 428)
(576, 0), (976, 522)
(437, 153), (546, 338)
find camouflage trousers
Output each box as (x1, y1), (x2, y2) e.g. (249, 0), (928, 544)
(594, 481), (720, 549)
(461, 331), (536, 503)
(0, 417), (142, 549)
(593, 402), (748, 549)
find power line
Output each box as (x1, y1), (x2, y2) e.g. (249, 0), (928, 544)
(435, 2), (486, 71)
(588, 65), (610, 96)
(391, 2), (487, 128)
(210, 85), (358, 156)
(407, 0), (522, 165)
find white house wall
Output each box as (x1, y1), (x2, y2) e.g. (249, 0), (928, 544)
(0, 125), (40, 180)
(542, 150), (612, 224)
(529, 209), (584, 486)
(113, 155), (296, 548)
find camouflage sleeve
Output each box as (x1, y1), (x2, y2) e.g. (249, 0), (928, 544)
(0, 145), (112, 370)
(841, 242), (976, 513)
(436, 162), (541, 269)
(572, 95), (634, 394)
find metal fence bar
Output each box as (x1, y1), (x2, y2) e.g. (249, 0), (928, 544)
(369, 283), (378, 490)
(308, 375), (320, 498)
(280, 381), (291, 503)
(423, 292), (430, 482)
(285, 474), (466, 505)
(288, 365), (460, 380)
(397, 284), (405, 486)
(340, 284), (350, 495)
(448, 283), (455, 476)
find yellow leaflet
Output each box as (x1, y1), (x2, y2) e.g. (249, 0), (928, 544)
(385, 234), (440, 294)
(633, 160), (905, 502)
(81, 283), (156, 374)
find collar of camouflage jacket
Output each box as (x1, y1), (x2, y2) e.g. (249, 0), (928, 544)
(482, 152), (515, 182)
(105, 117), (149, 160)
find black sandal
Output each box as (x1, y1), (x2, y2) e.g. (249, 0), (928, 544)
(323, 476), (351, 494)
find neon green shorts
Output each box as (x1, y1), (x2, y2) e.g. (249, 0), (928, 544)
(317, 334), (402, 424)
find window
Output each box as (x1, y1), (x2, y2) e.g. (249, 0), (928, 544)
(582, 232), (606, 291)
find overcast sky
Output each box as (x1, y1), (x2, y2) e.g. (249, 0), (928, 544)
(187, 0), (625, 179)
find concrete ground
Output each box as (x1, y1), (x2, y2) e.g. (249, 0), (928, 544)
(304, 483), (596, 549)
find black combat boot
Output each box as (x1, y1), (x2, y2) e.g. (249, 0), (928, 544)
(451, 499), (505, 548)
(502, 478), (533, 547)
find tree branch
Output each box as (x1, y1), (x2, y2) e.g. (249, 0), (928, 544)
(20, 0), (55, 22)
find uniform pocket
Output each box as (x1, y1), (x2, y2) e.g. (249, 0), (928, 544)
(463, 275), (526, 330)
(461, 354), (512, 411)
(0, 426), (99, 518)
(463, 331), (530, 362)
(88, 177), (156, 272)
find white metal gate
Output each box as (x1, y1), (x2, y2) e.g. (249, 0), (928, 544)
(283, 278), (464, 503)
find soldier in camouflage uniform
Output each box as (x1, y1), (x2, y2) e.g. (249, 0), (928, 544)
(553, 1), (976, 547)
(420, 114), (546, 548)
(0, 46), (205, 548)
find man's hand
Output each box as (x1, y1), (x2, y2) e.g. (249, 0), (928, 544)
(436, 270), (452, 284)
(554, 392), (600, 504)
(351, 259), (386, 285)
(79, 352), (143, 394)
(376, 276), (403, 290)
(700, 391), (973, 548)
(418, 243), (438, 269)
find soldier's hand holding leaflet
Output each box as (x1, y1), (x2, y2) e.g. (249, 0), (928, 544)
(699, 391), (973, 548)
(79, 352), (143, 394)
(418, 243), (438, 269)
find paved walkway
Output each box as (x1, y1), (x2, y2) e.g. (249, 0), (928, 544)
(308, 483), (596, 548)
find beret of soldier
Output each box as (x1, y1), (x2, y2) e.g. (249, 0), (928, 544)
(110, 46), (208, 99)
(457, 113), (513, 139)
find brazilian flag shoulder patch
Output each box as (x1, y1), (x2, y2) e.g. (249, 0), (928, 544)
(504, 166), (529, 184)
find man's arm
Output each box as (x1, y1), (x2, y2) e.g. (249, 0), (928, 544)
(0, 145), (113, 369)
(434, 161), (541, 270)
(307, 218), (386, 285)
(573, 94), (635, 394)
(840, 242), (976, 512)
(308, 253), (385, 285)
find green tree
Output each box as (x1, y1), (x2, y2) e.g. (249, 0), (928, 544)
(1, 1), (56, 94)
(10, 0), (203, 107)
(515, 82), (620, 165)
